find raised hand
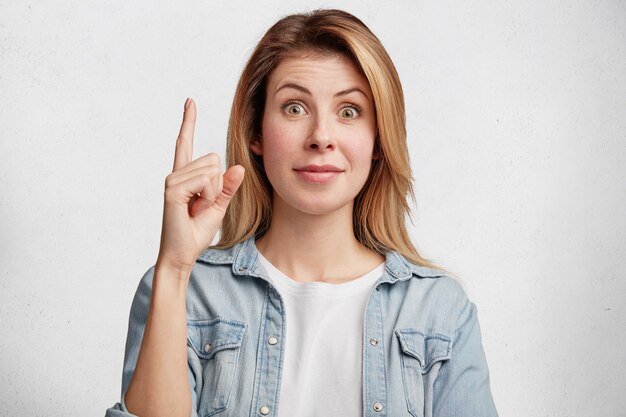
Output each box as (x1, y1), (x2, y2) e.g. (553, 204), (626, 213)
(156, 98), (245, 275)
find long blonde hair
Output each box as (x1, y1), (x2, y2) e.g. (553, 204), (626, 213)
(216, 9), (435, 268)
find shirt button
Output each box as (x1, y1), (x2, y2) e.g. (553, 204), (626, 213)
(373, 402), (384, 412)
(259, 405), (270, 415)
(268, 336), (278, 345)
(203, 343), (212, 353)
(370, 338), (379, 346)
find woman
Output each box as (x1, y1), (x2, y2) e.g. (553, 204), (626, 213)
(106, 9), (498, 417)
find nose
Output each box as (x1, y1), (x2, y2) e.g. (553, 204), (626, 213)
(305, 116), (335, 151)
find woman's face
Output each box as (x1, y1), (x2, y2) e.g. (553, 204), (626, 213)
(251, 53), (377, 217)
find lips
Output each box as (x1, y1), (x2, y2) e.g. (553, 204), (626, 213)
(293, 164), (344, 184)
(294, 164), (343, 173)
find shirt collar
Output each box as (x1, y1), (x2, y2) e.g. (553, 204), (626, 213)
(198, 236), (445, 284)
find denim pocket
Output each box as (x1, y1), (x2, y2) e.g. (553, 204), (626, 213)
(395, 329), (451, 417)
(187, 318), (247, 417)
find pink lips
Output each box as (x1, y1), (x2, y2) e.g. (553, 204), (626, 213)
(294, 164), (343, 184)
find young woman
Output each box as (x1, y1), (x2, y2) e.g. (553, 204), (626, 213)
(106, 9), (498, 417)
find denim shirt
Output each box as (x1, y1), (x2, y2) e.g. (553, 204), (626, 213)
(105, 237), (498, 417)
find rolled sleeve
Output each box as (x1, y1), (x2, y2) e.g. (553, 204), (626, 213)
(104, 401), (136, 417)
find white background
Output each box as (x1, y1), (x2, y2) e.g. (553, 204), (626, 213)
(1, 1), (625, 416)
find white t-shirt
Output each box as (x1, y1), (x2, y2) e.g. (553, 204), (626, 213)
(258, 253), (385, 417)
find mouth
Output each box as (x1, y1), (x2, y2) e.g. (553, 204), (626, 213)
(293, 165), (344, 184)
(294, 164), (343, 173)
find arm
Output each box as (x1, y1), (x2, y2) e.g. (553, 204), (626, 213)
(105, 266), (197, 417)
(123, 264), (192, 417)
(105, 98), (244, 417)
(433, 301), (498, 417)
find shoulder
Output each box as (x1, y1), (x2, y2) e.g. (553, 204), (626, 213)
(386, 251), (469, 306)
(197, 243), (241, 265)
(385, 252), (471, 330)
(408, 267), (469, 321)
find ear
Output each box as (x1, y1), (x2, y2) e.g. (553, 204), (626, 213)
(250, 138), (263, 156)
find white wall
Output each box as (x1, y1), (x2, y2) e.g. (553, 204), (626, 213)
(1, 1), (624, 415)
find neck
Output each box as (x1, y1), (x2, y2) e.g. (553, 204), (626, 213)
(255, 199), (384, 283)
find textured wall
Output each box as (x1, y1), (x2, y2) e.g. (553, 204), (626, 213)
(1, 1), (625, 416)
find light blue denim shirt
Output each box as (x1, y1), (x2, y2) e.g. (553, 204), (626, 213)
(106, 237), (498, 417)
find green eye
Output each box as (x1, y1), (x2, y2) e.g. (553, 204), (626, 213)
(339, 106), (360, 119)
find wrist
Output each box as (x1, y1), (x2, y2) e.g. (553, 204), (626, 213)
(154, 258), (193, 282)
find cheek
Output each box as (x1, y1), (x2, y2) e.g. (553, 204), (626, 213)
(261, 117), (297, 161)
(344, 130), (376, 169)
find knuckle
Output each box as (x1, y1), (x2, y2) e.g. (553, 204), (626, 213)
(163, 186), (176, 201)
(207, 153), (220, 164)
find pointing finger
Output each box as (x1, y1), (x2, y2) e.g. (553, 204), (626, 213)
(173, 98), (196, 172)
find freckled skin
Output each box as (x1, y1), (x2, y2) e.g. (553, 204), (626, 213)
(251, 54), (377, 217)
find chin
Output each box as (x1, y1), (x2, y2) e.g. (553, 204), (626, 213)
(280, 193), (355, 217)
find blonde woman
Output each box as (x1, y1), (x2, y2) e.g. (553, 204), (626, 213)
(106, 9), (498, 417)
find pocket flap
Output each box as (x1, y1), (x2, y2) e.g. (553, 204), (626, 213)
(395, 329), (451, 372)
(187, 318), (247, 360)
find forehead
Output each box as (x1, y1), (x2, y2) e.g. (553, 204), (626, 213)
(266, 53), (372, 96)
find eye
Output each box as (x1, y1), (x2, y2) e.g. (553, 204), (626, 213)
(339, 105), (360, 119)
(283, 101), (307, 116)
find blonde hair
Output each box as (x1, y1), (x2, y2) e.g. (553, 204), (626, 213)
(216, 9), (435, 268)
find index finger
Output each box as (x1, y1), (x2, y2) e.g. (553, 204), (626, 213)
(173, 98), (196, 172)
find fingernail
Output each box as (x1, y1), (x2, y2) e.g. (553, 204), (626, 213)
(184, 98), (191, 110)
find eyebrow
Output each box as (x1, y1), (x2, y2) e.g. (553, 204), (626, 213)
(274, 83), (369, 99)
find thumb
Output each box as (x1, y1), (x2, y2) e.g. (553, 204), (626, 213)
(191, 165), (245, 216)
(215, 165), (246, 212)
